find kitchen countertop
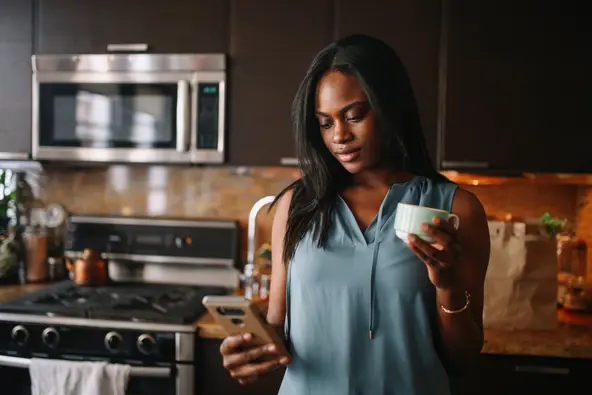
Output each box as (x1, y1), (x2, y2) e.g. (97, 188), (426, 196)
(2, 283), (592, 359)
(196, 299), (592, 359)
(0, 283), (51, 303)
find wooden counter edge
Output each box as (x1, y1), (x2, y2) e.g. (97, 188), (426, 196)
(195, 300), (592, 361)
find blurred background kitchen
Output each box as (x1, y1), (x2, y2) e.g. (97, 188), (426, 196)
(0, 0), (591, 394)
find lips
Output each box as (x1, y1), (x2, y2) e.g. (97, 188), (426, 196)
(335, 147), (361, 162)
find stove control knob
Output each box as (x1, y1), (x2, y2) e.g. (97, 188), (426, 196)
(137, 334), (157, 355)
(42, 327), (60, 348)
(11, 325), (29, 346)
(105, 331), (123, 353)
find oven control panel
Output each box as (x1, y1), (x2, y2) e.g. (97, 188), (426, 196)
(0, 321), (180, 362)
(65, 215), (240, 268)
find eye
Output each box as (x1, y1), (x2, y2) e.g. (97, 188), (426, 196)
(317, 118), (332, 129)
(345, 107), (368, 123)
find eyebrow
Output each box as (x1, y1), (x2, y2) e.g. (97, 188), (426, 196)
(315, 100), (369, 117)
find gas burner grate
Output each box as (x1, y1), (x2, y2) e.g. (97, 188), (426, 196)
(0, 280), (230, 324)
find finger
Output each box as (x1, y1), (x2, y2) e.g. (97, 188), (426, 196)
(420, 223), (452, 248)
(432, 216), (458, 235)
(409, 234), (439, 261)
(224, 343), (278, 370)
(409, 235), (452, 269)
(408, 242), (431, 265)
(220, 333), (252, 355)
(238, 376), (258, 385)
(230, 358), (283, 380)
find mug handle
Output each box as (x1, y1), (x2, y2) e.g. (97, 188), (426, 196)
(448, 214), (460, 229)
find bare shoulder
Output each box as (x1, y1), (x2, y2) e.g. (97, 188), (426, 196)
(272, 188), (294, 229)
(451, 187), (490, 262)
(451, 187), (486, 221)
(267, 187), (294, 325)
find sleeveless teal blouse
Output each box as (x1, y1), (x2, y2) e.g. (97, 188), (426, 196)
(278, 176), (458, 395)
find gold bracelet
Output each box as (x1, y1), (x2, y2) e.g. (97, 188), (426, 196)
(439, 290), (471, 314)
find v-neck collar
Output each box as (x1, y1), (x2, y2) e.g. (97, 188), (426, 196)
(336, 176), (420, 246)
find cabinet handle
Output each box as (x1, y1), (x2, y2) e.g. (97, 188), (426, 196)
(280, 157), (299, 166)
(106, 43), (149, 52)
(515, 365), (570, 375)
(441, 160), (489, 169)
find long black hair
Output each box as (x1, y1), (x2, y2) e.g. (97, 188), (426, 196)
(273, 34), (445, 264)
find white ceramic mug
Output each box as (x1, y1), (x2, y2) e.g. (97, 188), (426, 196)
(394, 203), (460, 244)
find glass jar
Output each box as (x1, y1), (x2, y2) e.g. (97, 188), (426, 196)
(557, 232), (588, 306)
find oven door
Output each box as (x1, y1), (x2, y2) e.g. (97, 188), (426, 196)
(0, 355), (191, 395)
(32, 72), (192, 164)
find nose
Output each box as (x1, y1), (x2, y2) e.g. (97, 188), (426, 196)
(331, 120), (353, 144)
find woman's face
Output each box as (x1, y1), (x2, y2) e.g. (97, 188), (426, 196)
(315, 71), (382, 174)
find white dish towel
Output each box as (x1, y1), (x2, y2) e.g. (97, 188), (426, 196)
(29, 358), (132, 395)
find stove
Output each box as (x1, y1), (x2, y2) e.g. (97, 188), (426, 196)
(0, 215), (241, 395)
(0, 280), (225, 324)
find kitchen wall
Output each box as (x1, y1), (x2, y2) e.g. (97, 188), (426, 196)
(35, 165), (592, 280)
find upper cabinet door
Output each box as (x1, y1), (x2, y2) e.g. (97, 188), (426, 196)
(35, 0), (229, 54)
(334, 0), (442, 164)
(227, 0), (333, 166)
(0, 0), (33, 157)
(441, 1), (592, 173)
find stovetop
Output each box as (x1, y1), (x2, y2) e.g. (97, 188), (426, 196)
(0, 280), (229, 325)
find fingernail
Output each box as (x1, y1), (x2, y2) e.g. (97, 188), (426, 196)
(243, 333), (252, 341)
(267, 344), (276, 352)
(409, 234), (416, 242)
(420, 224), (429, 232)
(433, 216), (441, 224)
(280, 357), (290, 364)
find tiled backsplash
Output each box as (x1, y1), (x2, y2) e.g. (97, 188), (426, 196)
(38, 165), (592, 278)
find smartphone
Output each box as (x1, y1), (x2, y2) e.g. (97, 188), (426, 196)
(202, 295), (290, 360)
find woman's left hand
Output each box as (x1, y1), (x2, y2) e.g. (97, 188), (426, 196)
(408, 216), (461, 290)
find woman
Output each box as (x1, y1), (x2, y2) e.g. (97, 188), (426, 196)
(220, 34), (490, 394)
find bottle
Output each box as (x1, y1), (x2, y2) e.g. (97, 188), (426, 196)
(557, 231), (588, 307)
(12, 172), (27, 285)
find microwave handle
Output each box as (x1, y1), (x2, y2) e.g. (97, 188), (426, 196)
(176, 81), (191, 152)
(106, 43), (149, 52)
(0, 355), (172, 378)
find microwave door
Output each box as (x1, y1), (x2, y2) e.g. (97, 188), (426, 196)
(32, 73), (193, 164)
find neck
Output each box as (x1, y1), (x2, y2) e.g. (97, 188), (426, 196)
(352, 169), (415, 188)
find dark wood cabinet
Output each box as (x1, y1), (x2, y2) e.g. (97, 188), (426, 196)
(450, 354), (592, 395)
(195, 338), (285, 395)
(227, 0), (333, 166)
(440, 0), (592, 173)
(0, 0), (33, 157)
(2, 0), (591, 170)
(334, 0), (442, 165)
(197, 342), (592, 395)
(35, 0), (229, 54)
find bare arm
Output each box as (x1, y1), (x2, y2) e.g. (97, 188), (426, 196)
(218, 190), (293, 385)
(435, 188), (490, 373)
(409, 188), (490, 374)
(267, 189), (293, 326)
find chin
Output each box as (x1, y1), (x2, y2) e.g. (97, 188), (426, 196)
(340, 161), (367, 174)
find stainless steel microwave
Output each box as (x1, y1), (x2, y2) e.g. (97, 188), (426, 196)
(31, 53), (226, 164)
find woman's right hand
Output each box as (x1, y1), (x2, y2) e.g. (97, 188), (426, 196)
(220, 333), (291, 385)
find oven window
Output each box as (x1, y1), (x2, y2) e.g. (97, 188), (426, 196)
(38, 83), (178, 149)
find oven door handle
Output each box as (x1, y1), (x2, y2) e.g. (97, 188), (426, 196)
(176, 80), (191, 152)
(0, 355), (172, 378)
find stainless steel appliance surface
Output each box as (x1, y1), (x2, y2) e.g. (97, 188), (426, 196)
(32, 53), (227, 164)
(0, 215), (240, 395)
